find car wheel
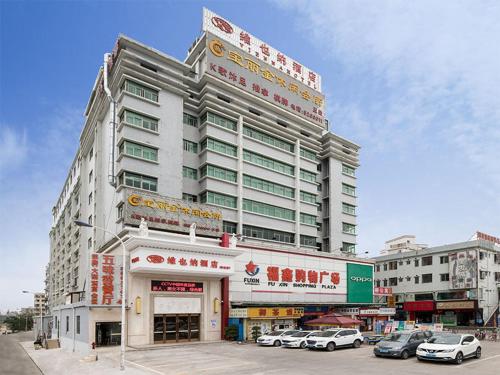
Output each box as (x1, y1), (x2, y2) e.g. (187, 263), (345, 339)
(455, 351), (463, 365)
(353, 339), (361, 348)
(274, 340), (281, 347)
(326, 342), (336, 352)
(401, 350), (409, 360)
(300, 341), (307, 349)
(475, 347), (481, 359)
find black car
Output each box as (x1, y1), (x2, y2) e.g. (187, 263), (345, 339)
(374, 331), (429, 359)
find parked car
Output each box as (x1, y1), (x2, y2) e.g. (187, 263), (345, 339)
(256, 330), (299, 347)
(282, 331), (320, 349)
(373, 331), (428, 359)
(364, 334), (385, 345)
(307, 329), (364, 351)
(416, 334), (481, 364)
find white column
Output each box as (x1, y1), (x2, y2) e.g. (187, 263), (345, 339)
(237, 115), (244, 235)
(295, 139), (301, 248)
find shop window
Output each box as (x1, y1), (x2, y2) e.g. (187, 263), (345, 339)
(422, 273), (433, 283)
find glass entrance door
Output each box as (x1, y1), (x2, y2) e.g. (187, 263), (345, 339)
(153, 314), (200, 343)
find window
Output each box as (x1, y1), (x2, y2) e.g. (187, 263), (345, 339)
(422, 256), (433, 266)
(88, 215), (92, 226)
(76, 316), (80, 334)
(223, 221), (237, 234)
(88, 170), (93, 183)
(200, 164), (236, 182)
(440, 255), (449, 264)
(342, 164), (355, 176)
(183, 139), (198, 153)
(243, 199), (295, 221)
(119, 141), (158, 161)
(317, 203), (322, 211)
(200, 191), (237, 208)
(440, 273), (450, 282)
(342, 183), (356, 196)
(342, 222), (356, 235)
(243, 224), (294, 244)
(422, 273), (433, 283)
(66, 316), (69, 333)
(300, 147), (316, 161)
(183, 113), (198, 127)
(87, 237), (92, 249)
(201, 138), (237, 157)
(383, 279), (388, 287)
(383, 263), (388, 271)
(389, 261), (398, 270)
(122, 80), (158, 102)
(300, 191), (317, 204)
(389, 277), (398, 286)
(119, 171), (157, 191)
(342, 242), (356, 254)
(342, 203), (356, 215)
(300, 213), (317, 226)
(182, 193), (197, 203)
(406, 259), (411, 265)
(414, 259), (419, 267)
(117, 203), (124, 219)
(414, 276), (419, 284)
(121, 109), (158, 132)
(243, 150), (294, 175)
(300, 169), (316, 183)
(376, 265), (380, 272)
(243, 126), (294, 152)
(300, 235), (316, 247)
(202, 111), (237, 131)
(376, 280), (381, 287)
(244, 175), (294, 198)
(183, 166), (198, 180)
(88, 192), (93, 205)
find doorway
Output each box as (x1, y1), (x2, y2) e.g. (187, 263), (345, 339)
(96, 322), (121, 346)
(153, 314), (200, 343)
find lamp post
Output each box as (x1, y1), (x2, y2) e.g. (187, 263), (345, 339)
(74, 220), (127, 371)
(22, 290), (42, 339)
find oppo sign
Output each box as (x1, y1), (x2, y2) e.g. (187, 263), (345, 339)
(350, 276), (373, 283)
(347, 264), (374, 303)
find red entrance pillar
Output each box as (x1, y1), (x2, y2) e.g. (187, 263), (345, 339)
(219, 232), (230, 340)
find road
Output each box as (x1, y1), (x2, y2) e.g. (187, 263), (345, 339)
(0, 331), (41, 375)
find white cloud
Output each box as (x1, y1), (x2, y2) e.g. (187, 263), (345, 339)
(0, 125), (28, 178)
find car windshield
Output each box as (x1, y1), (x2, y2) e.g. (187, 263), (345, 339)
(383, 333), (410, 342)
(266, 331), (284, 336)
(308, 332), (320, 337)
(290, 331), (310, 337)
(428, 335), (461, 345)
(318, 330), (339, 337)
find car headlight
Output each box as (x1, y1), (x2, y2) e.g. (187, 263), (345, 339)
(392, 347), (402, 350)
(441, 348), (455, 353)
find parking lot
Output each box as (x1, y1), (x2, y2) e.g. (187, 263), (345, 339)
(125, 340), (500, 375)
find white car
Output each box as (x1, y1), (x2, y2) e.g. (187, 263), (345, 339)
(416, 333), (481, 364)
(307, 329), (364, 351)
(256, 330), (299, 346)
(282, 331), (320, 349)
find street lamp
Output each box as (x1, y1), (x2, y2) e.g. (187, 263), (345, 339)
(74, 220), (127, 371)
(22, 290), (42, 339)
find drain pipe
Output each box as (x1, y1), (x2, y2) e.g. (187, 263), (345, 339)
(103, 53), (117, 187)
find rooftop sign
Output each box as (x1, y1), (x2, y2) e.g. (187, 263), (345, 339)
(202, 8), (322, 93)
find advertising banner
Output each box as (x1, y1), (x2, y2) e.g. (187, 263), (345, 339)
(346, 263), (374, 303)
(449, 250), (477, 289)
(123, 188), (223, 237)
(247, 307), (304, 319)
(89, 254), (123, 306)
(205, 33), (326, 127)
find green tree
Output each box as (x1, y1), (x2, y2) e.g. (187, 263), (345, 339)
(251, 326), (261, 342)
(224, 324), (239, 341)
(5, 315), (33, 331)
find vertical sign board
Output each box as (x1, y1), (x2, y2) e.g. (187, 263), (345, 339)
(449, 250), (477, 289)
(89, 254), (123, 306)
(347, 263), (374, 303)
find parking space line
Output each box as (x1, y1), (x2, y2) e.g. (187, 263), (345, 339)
(125, 359), (165, 375)
(461, 354), (500, 367)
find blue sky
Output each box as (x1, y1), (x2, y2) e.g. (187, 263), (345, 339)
(1, 0), (499, 311)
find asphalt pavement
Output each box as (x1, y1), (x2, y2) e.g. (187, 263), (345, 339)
(0, 331), (41, 375)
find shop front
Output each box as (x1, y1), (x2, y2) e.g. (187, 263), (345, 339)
(435, 300), (477, 326)
(357, 307), (396, 332)
(403, 300), (435, 323)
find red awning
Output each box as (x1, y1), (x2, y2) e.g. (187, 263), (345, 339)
(304, 313), (362, 326)
(403, 300), (435, 312)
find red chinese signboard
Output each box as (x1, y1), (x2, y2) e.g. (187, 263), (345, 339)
(374, 287), (393, 296)
(151, 281), (204, 293)
(89, 254), (123, 305)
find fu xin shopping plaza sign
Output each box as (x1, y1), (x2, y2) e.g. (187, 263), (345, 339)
(203, 9), (326, 127)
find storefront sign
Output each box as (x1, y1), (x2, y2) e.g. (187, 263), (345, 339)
(130, 248), (235, 277)
(89, 254), (123, 306)
(151, 280), (203, 293)
(205, 33), (325, 126)
(247, 307), (304, 319)
(359, 309), (380, 316)
(336, 308), (359, 315)
(374, 287), (393, 296)
(436, 300), (475, 310)
(476, 231), (500, 245)
(347, 263), (374, 303)
(229, 308), (248, 318)
(449, 250), (477, 289)
(123, 188), (223, 237)
(378, 308), (396, 315)
(203, 8), (322, 92)
(230, 248), (348, 303)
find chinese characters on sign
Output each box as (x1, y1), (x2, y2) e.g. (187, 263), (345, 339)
(203, 8), (322, 92)
(206, 35), (325, 127)
(151, 281), (204, 293)
(247, 307), (304, 319)
(90, 254), (123, 306)
(123, 188), (223, 237)
(373, 287), (393, 296)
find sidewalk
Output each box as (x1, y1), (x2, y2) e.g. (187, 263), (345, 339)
(19, 341), (151, 375)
